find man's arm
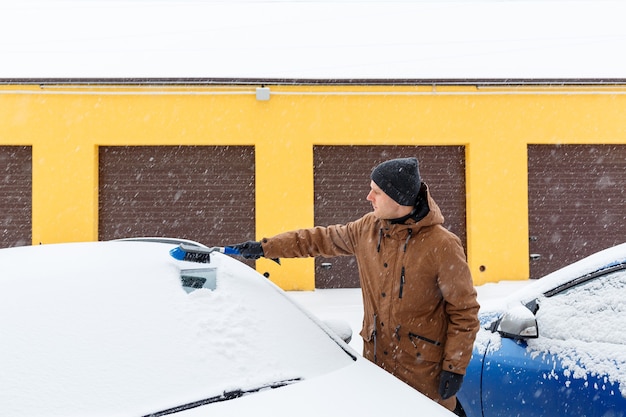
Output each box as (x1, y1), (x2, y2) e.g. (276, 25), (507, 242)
(261, 224), (356, 259)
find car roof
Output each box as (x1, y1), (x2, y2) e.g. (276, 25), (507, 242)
(481, 242), (626, 313)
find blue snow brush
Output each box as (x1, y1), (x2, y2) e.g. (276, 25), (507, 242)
(169, 243), (240, 264)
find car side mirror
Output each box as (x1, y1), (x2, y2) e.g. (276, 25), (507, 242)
(496, 303), (539, 339)
(323, 319), (353, 344)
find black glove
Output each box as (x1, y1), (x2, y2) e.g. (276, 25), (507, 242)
(231, 241), (264, 260)
(438, 370), (464, 400)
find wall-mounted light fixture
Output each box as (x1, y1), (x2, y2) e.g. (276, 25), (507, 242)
(256, 86), (270, 101)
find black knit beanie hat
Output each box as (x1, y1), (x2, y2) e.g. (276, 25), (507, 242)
(371, 157), (422, 206)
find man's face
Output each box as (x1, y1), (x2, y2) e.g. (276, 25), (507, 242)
(366, 181), (413, 220)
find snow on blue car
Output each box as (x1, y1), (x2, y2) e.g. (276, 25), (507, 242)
(457, 243), (626, 417)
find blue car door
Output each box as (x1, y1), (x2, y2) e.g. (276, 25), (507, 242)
(481, 269), (626, 417)
(481, 338), (624, 416)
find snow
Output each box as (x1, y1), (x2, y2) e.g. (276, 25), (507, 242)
(2, 0), (626, 79)
(0, 242), (356, 416)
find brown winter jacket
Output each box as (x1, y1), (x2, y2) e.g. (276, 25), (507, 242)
(261, 185), (480, 401)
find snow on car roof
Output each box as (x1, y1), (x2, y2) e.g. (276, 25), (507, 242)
(475, 242), (626, 315)
(513, 242), (626, 305)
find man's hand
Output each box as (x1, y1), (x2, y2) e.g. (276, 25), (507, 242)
(438, 370), (464, 400)
(231, 241), (264, 260)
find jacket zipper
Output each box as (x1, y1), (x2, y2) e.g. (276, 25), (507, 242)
(376, 228), (383, 252)
(394, 325), (401, 340)
(372, 313), (378, 363)
(399, 266), (405, 299)
(408, 332), (442, 347)
(399, 229), (411, 298)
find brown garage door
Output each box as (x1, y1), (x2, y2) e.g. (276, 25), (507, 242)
(314, 145), (467, 288)
(0, 146), (32, 248)
(99, 146), (255, 247)
(528, 145), (626, 279)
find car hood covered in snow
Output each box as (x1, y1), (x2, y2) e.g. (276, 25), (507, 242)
(176, 353), (452, 416)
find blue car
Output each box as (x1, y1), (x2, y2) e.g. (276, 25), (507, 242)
(457, 243), (626, 417)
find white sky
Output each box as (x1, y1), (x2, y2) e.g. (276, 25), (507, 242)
(1, 0), (626, 79)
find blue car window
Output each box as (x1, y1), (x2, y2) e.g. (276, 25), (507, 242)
(528, 269), (626, 403)
(537, 269), (626, 345)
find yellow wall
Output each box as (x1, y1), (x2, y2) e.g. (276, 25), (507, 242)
(2, 83), (626, 289)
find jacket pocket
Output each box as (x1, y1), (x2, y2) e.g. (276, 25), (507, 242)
(402, 331), (444, 363)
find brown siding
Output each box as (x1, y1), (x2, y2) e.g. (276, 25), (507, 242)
(528, 145), (626, 278)
(0, 146), (32, 248)
(99, 146), (255, 247)
(313, 145), (467, 288)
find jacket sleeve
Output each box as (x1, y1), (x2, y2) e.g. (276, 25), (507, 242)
(436, 233), (481, 375)
(261, 222), (359, 259)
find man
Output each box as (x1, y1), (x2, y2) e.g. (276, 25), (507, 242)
(231, 157), (479, 414)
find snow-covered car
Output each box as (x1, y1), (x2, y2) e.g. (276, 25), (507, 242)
(457, 243), (626, 417)
(0, 240), (454, 417)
